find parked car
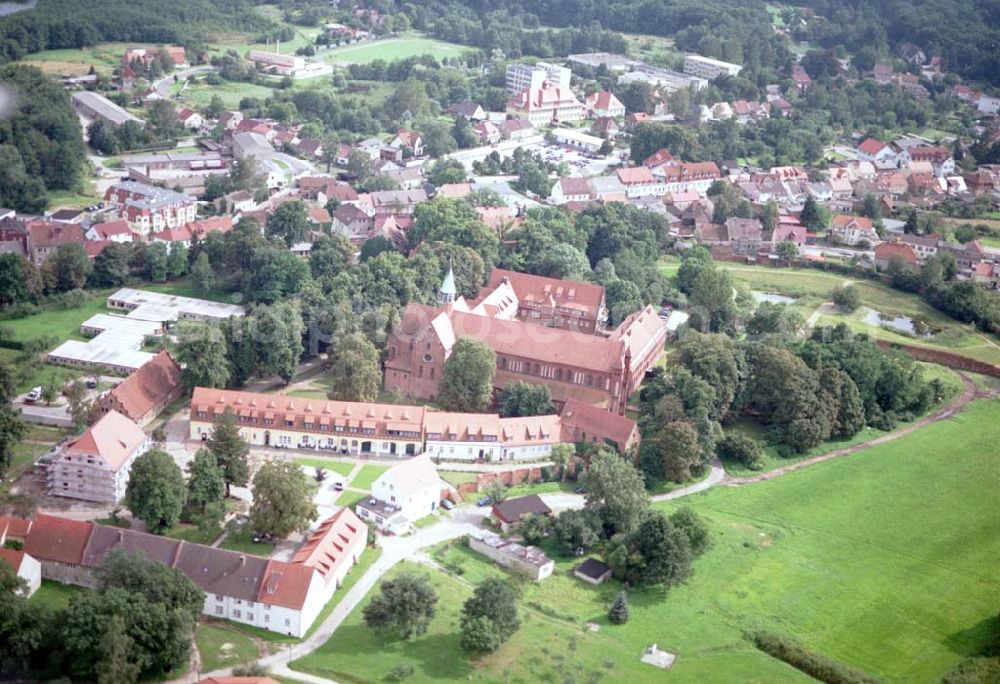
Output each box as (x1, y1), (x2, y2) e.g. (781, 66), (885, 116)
(24, 387), (42, 404)
(477, 496), (493, 506)
(85, 378), (98, 389)
(333, 481), (345, 491)
(440, 499), (454, 510)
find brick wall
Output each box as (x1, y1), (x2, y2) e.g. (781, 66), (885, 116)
(875, 341), (1000, 378)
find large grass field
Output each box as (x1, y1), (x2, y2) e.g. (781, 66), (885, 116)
(660, 258), (1000, 366)
(294, 398), (1000, 683)
(322, 35), (471, 65)
(0, 289), (113, 344)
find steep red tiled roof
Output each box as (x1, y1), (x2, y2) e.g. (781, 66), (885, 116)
(644, 148), (676, 168)
(89, 220), (132, 239)
(478, 269), (605, 320)
(290, 508), (365, 582)
(63, 410), (147, 470)
(585, 90), (624, 112)
(875, 242), (918, 265)
(23, 514), (94, 565)
(0, 547), (26, 573)
(617, 166), (656, 185)
(257, 559), (315, 610)
(560, 398), (637, 450)
(858, 138), (887, 155)
(556, 177), (592, 197)
(188, 216), (233, 238)
(104, 350), (182, 421)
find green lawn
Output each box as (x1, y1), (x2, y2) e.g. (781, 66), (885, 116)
(28, 580), (85, 611)
(219, 531), (274, 556)
(645, 397), (1000, 682)
(304, 546), (383, 639)
(321, 35), (470, 65)
(7, 442), (53, 480)
(294, 398), (1000, 683)
(351, 464), (388, 491)
(335, 489), (369, 509)
(23, 424), (70, 442)
(502, 480), (576, 499)
(291, 457), (355, 477)
(195, 624), (260, 672)
(0, 289), (113, 345)
(165, 522), (222, 546)
(143, 277), (239, 304)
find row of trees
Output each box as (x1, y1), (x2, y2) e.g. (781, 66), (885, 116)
(124, 410), (315, 539)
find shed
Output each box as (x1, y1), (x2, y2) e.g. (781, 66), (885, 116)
(491, 495), (552, 533)
(574, 557), (612, 585)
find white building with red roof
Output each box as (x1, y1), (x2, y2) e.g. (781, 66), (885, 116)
(506, 83), (585, 126)
(584, 90), (625, 118)
(358, 455), (442, 533)
(85, 219), (134, 243)
(550, 177), (593, 205)
(857, 138), (906, 169)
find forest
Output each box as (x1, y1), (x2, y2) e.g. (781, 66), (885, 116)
(0, 0), (270, 63)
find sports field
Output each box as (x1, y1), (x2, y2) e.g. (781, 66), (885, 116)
(292, 398), (1000, 682)
(322, 36), (470, 65)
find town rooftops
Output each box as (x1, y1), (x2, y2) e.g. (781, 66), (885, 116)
(82, 523), (181, 567)
(875, 242), (919, 265)
(23, 514), (94, 565)
(492, 495), (552, 525)
(62, 410), (147, 470)
(556, 177), (592, 197)
(89, 220), (132, 240)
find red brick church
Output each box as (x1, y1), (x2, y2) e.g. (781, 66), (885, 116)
(384, 268), (667, 414)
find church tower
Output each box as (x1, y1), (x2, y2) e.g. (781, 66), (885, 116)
(438, 265), (457, 306)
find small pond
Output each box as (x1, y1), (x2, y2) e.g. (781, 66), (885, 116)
(751, 291), (797, 305)
(859, 307), (935, 339)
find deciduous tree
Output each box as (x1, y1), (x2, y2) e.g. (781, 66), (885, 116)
(583, 447), (648, 536)
(249, 460), (317, 537)
(438, 337), (496, 412)
(362, 572), (438, 640)
(125, 449), (186, 534)
(460, 577), (520, 651)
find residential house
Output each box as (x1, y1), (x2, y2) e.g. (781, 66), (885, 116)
(85, 220), (134, 243)
(584, 90), (625, 118)
(591, 116), (620, 139)
(857, 138), (904, 170)
(27, 221), (86, 267)
(899, 43), (926, 65)
(446, 101), (486, 120)
(47, 410), (151, 504)
(790, 65), (812, 91)
(357, 455), (442, 534)
(771, 220), (808, 247)
(436, 183), (473, 200)
(95, 350), (183, 426)
(898, 234), (939, 263)
(469, 532), (554, 581)
(506, 83), (586, 125)
(496, 118), (535, 141)
(724, 217), (765, 254)
(491, 495), (552, 533)
(874, 242), (919, 269)
(177, 108), (203, 130)
(390, 129), (424, 157)
(624, 112), (650, 130)
(908, 145), (955, 177)
(330, 203), (375, 244)
(188, 216), (234, 240)
(152, 225), (194, 251)
(474, 120), (501, 145)
(559, 398), (640, 454)
(550, 177), (593, 205)
(829, 215), (880, 247)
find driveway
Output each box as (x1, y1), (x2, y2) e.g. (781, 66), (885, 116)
(152, 66), (214, 98)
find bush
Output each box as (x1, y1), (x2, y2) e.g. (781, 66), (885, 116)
(385, 664), (415, 681)
(750, 632), (883, 684)
(831, 285), (861, 311)
(717, 432), (764, 470)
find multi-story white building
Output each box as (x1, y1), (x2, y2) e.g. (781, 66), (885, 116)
(357, 455), (442, 534)
(505, 61), (571, 94)
(683, 54), (742, 80)
(47, 410), (151, 504)
(103, 181), (196, 236)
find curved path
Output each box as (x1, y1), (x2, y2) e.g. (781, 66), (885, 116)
(180, 373), (988, 684)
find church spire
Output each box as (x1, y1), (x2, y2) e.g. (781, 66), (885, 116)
(438, 263), (457, 305)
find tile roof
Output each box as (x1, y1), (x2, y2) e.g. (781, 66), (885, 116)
(257, 559), (315, 610)
(103, 350), (182, 422)
(63, 410), (147, 470)
(23, 514), (94, 565)
(89, 220), (132, 239)
(858, 138), (887, 155)
(82, 524), (181, 567)
(189, 216), (233, 237)
(875, 242), (918, 265)
(0, 547), (26, 573)
(173, 542), (270, 603)
(585, 90), (624, 112)
(556, 177), (592, 197)
(617, 166), (656, 185)
(290, 507), (365, 582)
(479, 269), (605, 319)
(492, 495), (552, 524)
(560, 398), (637, 448)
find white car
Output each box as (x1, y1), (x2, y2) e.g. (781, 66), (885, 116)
(24, 387), (42, 403)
